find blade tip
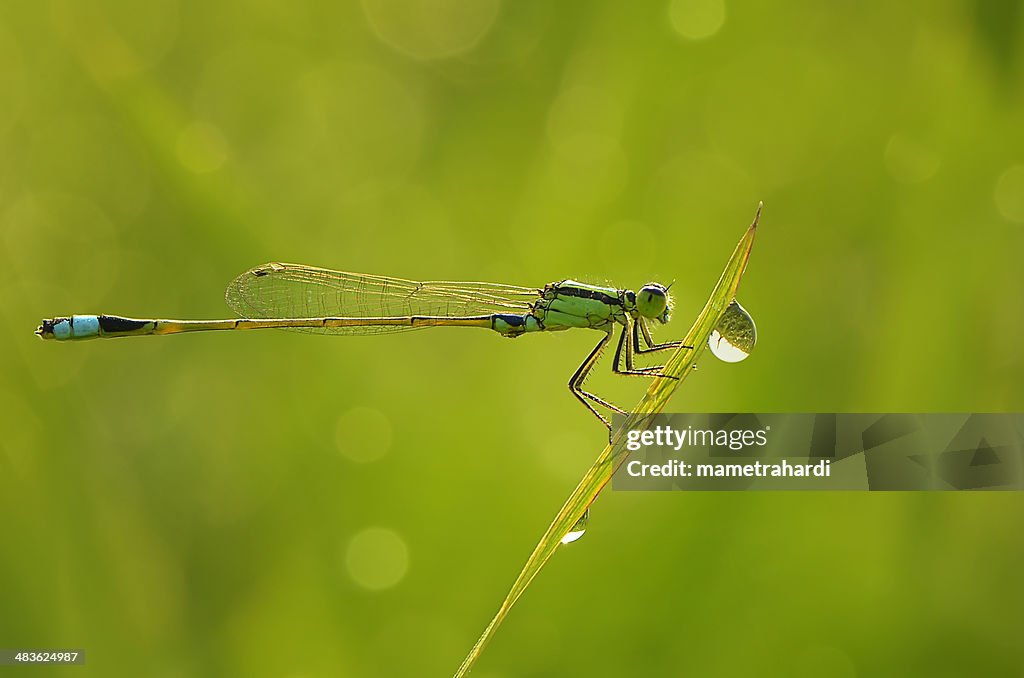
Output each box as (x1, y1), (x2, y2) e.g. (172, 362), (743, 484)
(750, 201), (763, 231)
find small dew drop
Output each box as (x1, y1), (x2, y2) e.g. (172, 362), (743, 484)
(561, 507), (589, 545)
(709, 299), (756, 363)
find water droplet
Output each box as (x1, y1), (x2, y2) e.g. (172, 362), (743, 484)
(560, 507), (589, 544)
(709, 299), (756, 362)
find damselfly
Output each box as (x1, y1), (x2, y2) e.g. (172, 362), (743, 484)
(37, 263), (691, 429)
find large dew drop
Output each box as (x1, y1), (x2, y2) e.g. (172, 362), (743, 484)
(709, 299), (756, 363)
(560, 507), (589, 545)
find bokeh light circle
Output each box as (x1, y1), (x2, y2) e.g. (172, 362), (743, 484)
(362, 0), (501, 60)
(668, 0), (726, 41)
(994, 165), (1024, 223)
(884, 133), (940, 184)
(335, 406), (393, 464)
(176, 121), (229, 174)
(345, 527), (410, 591)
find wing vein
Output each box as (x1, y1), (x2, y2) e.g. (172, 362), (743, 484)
(224, 262), (540, 336)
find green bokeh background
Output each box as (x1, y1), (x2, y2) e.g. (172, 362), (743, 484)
(2, 1), (1023, 676)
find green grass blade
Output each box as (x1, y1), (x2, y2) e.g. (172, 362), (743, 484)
(453, 204), (761, 677)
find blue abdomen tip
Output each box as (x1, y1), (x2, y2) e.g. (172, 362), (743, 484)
(71, 315), (100, 338)
(52, 319), (72, 340)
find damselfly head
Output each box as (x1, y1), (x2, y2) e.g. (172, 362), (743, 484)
(636, 283), (672, 323)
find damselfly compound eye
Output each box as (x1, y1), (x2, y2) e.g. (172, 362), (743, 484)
(636, 284), (669, 321)
(709, 299), (756, 362)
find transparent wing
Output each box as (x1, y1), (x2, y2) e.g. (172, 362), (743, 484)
(224, 262), (541, 335)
